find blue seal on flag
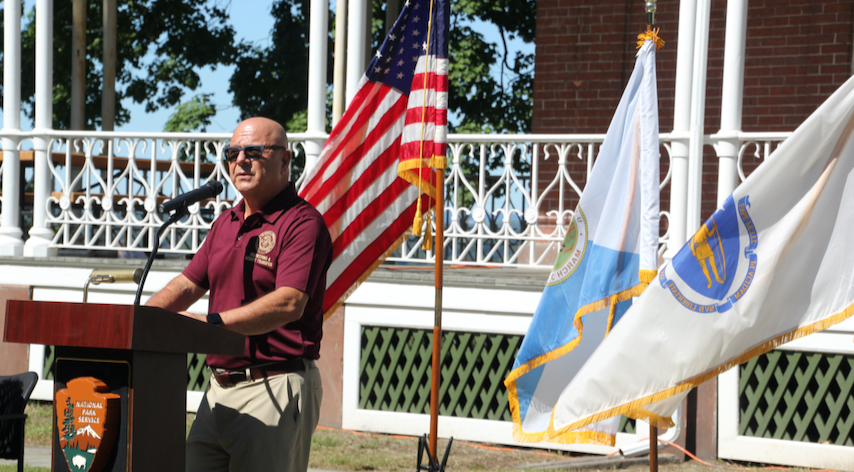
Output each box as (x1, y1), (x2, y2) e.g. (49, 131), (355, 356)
(660, 195), (758, 313)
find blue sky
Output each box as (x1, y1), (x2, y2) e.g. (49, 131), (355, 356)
(116, 1), (278, 133)
(3, 0), (533, 133)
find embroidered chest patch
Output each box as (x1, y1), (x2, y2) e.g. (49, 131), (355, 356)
(258, 231), (276, 255)
(245, 230), (276, 268)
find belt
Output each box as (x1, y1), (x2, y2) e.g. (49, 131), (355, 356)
(211, 359), (316, 388)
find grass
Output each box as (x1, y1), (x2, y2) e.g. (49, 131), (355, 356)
(308, 427), (570, 471)
(0, 466), (49, 472)
(6, 402), (824, 472)
(22, 402), (53, 447)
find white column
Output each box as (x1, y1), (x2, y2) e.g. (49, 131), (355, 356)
(346, 0), (369, 103)
(332, 0), (348, 125)
(305, 0), (331, 174)
(0, 0), (24, 256)
(25, 0), (57, 257)
(664, 0), (698, 260)
(686, 0), (712, 235)
(714, 0), (748, 205)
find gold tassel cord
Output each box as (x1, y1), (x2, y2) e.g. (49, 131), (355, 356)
(410, 0), (437, 237)
(637, 28), (665, 50)
(423, 211), (433, 251)
(424, 176), (433, 249)
(413, 199), (423, 236)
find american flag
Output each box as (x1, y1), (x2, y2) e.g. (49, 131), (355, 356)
(298, 0), (449, 318)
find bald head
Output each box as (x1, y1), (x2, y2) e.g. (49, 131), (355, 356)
(228, 117), (292, 215)
(232, 117), (289, 148)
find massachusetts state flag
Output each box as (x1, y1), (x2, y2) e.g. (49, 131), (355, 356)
(549, 67), (854, 442)
(503, 40), (660, 446)
(299, 0), (449, 318)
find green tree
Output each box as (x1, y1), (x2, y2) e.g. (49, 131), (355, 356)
(229, 0), (333, 133)
(1, 0), (238, 130)
(449, 0), (534, 134)
(370, 0), (535, 134)
(230, 0), (534, 135)
(164, 93), (216, 132)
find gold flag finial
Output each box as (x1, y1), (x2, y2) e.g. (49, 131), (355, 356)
(645, 1), (656, 26)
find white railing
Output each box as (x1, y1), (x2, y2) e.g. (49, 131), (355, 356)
(393, 134), (673, 266)
(734, 132), (790, 181)
(0, 130), (790, 266)
(45, 132), (234, 254)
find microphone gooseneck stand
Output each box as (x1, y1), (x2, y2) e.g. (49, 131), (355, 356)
(134, 208), (189, 306)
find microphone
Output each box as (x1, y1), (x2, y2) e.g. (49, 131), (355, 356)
(84, 268), (143, 303)
(158, 181), (224, 214)
(88, 268), (143, 285)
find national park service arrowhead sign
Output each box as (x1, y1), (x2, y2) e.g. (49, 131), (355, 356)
(55, 377), (120, 472)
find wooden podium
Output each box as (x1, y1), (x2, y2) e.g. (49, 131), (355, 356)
(3, 300), (244, 472)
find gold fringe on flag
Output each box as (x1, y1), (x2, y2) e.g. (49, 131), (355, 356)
(554, 299), (854, 434)
(409, 0), (437, 240)
(605, 294), (618, 336)
(321, 229), (414, 320)
(639, 269), (658, 284)
(637, 28), (665, 49)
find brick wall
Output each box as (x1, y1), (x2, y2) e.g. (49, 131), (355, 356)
(741, 1), (853, 131)
(534, 0), (853, 222)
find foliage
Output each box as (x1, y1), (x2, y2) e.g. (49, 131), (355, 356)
(229, 0), (333, 130)
(164, 93), (216, 132)
(0, 0), (534, 140)
(448, 0), (535, 134)
(1, 0), (238, 129)
(369, 0), (535, 135)
(361, 0), (536, 214)
(445, 0), (536, 213)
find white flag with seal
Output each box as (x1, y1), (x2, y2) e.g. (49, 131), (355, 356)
(551, 73), (854, 434)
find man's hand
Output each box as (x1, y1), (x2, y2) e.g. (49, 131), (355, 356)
(178, 311), (207, 323)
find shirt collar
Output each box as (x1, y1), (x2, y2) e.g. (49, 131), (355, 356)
(229, 183), (296, 224)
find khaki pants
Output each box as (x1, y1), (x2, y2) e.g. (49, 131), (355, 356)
(187, 362), (322, 472)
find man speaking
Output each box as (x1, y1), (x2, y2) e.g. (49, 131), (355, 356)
(147, 117), (333, 472)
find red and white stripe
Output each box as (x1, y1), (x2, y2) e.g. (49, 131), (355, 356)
(399, 56), (449, 192)
(299, 57), (448, 317)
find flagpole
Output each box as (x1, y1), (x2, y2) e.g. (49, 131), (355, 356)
(429, 167), (445, 466)
(645, 3), (659, 472)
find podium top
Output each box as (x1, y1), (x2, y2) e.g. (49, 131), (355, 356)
(3, 300), (244, 356)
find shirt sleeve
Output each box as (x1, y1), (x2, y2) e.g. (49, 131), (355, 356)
(276, 209), (332, 297)
(183, 221), (215, 290)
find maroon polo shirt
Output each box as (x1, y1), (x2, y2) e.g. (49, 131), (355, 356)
(183, 184), (333, 370)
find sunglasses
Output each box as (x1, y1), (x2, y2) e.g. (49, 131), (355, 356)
(222, 145), (287, 163)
